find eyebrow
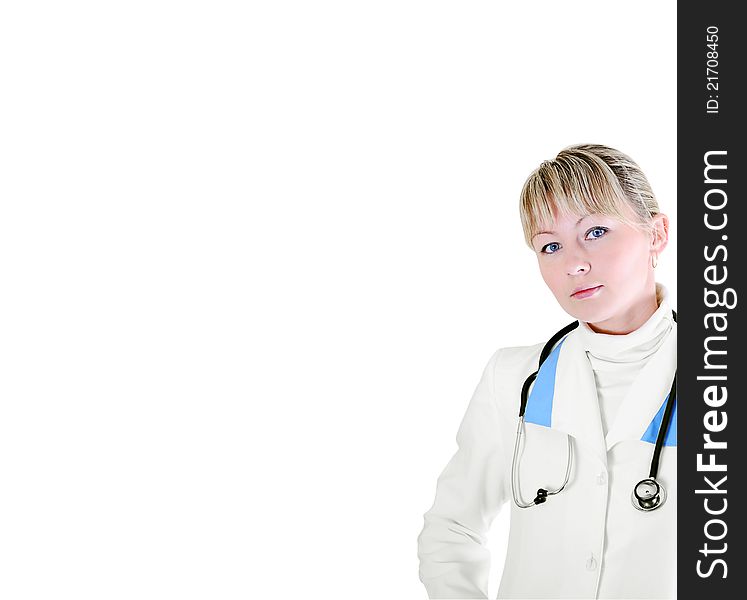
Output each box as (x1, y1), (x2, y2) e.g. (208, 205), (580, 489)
(532, 215), (590, 240)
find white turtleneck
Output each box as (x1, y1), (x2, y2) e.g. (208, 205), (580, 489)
(576, 283), (675, 437)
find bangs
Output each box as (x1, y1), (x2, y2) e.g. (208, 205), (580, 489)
(519, 152), (641, 247)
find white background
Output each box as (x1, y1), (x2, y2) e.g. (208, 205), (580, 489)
(1, 1), (675, 598)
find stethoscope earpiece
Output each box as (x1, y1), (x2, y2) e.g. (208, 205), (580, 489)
(631, 477), (667, 511)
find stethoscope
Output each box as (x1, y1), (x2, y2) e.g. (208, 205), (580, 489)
(510, 310), (677, 512)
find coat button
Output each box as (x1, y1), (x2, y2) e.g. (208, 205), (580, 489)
(596, 472), (607, 486)
(586, 555), (597, 571)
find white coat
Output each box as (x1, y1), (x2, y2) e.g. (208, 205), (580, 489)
(417, 318), (677, 599)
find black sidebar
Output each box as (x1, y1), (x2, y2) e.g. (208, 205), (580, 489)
(679, 3), (744, 599)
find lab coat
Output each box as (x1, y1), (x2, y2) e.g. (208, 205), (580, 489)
(417, 322), (677, 599)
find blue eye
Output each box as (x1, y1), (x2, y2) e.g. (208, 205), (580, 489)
(586, 226), (608, 240)
(541, 242), (561, 254)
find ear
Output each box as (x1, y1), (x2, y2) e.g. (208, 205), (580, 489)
(650, 213), (669, 254)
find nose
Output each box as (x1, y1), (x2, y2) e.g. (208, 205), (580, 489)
(565, 253), (591, 276)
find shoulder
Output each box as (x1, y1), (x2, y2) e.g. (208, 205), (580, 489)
(493, 343), (544, 372)
(474, 343), (544, 417)
(485, 342), (545, 394)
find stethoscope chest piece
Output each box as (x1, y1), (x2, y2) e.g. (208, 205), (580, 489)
(631, 477), (667, 511)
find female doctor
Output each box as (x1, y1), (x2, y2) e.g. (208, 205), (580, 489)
(417, 144), (676, 599)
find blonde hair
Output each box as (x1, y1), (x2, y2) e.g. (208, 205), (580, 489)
(519, 144), (660, 247)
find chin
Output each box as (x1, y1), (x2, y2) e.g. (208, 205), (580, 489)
(562, 303), (611, 325)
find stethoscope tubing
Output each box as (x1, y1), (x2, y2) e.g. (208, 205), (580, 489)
(511, 310), (677, 511)
(511, 416), (573, 509)
(649, 373), (677, 479)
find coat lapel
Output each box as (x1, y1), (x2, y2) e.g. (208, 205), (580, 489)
(605, 324), (677, 450)
(549, 329), (608, 468)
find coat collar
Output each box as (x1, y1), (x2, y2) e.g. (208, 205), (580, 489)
(526, 287), (677, 467)
(548, 325), (676, 467)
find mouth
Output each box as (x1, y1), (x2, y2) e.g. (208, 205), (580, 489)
(571, 285), (603, 299)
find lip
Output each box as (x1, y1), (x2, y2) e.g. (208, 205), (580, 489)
(571, 285), (603, 299)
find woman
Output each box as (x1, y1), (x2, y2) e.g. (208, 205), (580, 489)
(417, 144), (676, 599)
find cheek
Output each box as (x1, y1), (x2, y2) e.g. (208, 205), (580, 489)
(538, 262), (564, 296)
(603, 244), (648, 278)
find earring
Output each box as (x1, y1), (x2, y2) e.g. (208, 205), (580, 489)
(651, 253), (658, 269)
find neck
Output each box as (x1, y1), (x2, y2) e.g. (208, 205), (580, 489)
(586, 287), (660, 335)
